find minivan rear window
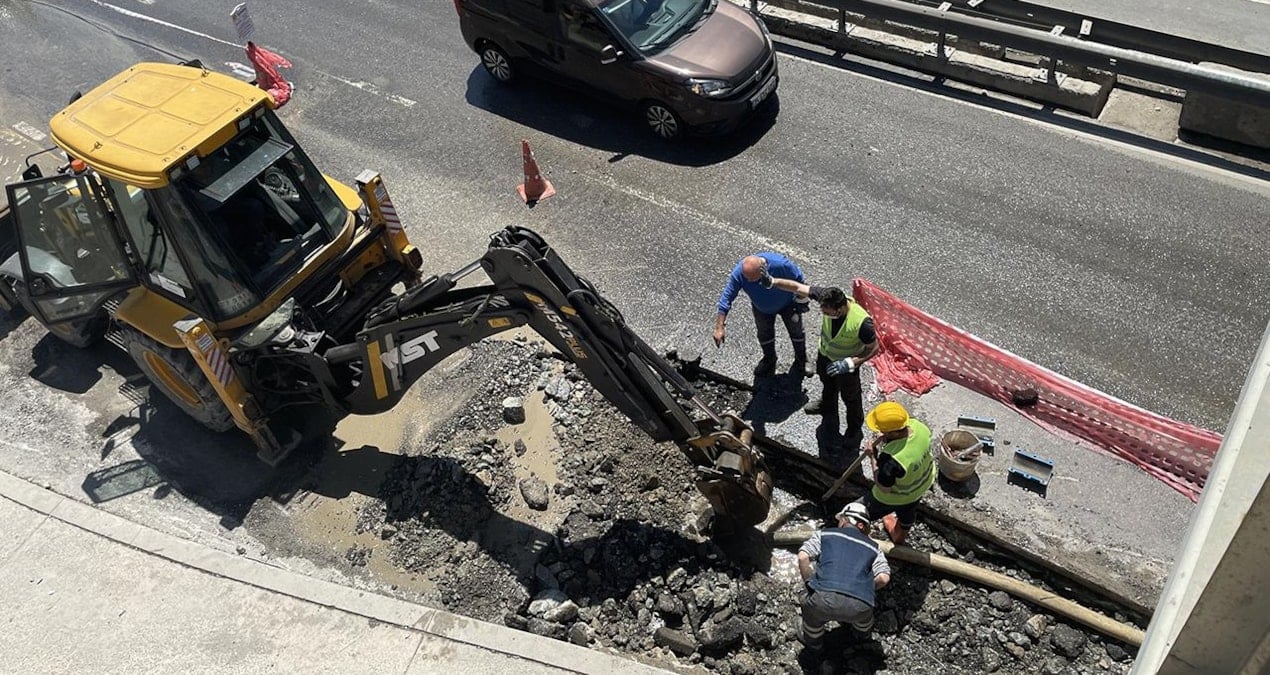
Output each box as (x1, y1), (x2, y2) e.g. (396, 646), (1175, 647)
(599, 0), (712, 54)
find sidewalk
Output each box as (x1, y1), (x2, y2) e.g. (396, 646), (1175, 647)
(0, 471), (670, 675)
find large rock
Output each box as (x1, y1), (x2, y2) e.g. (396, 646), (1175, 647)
(528, 589), (569, 618)
(988, 591), (1013, 611)
(545, 376), (573, 402)
(543, 600), (579, 623)
(654, 627), (697, 656)
(698, 617), (746, 651)
(526, 617), (567, 640)
(567, 621), (591, 646)
(1051, 624), (1088, 658)
(741, 620), (774, 648)
(519, 477), (550, 510)
(1024, 614), (1048, 639)
(734, 588), (759, 617)
(1106, 642), (1130, 661)
(502, 397), (526, 424)
(656, 591), (685, 618)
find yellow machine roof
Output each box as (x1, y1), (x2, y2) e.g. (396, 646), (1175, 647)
(50, 62), (273, 188)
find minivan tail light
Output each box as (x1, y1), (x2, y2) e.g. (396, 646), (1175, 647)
(453, 0), (461, 14)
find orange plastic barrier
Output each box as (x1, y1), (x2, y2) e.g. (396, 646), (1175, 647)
(853, 278), (1220, 502)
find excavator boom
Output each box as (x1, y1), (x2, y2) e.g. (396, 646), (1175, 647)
(316, 226), (773, 524)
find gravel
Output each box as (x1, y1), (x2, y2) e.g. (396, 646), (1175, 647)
(353, 339), (1142, 673)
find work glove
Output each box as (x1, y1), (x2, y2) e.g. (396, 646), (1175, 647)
(754, 261), (774, 289)
(826, 357), (857, 377)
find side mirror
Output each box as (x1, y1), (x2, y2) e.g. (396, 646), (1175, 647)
(599, 45), (622, 65)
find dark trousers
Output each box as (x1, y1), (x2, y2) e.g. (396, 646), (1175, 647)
(800, 587), (875, 642)
(858, 491), (920, 528)
(753, 303), (807, 360)
(816, 353), (864, 441)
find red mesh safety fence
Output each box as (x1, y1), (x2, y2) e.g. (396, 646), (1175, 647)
(852, 278), (1221, 502)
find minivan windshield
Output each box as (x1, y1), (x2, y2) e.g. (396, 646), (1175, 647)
(599, 0), (714, 54)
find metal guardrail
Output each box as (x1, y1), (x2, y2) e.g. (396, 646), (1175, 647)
(939, 0), (1270, 75)
(754, 0), (1270, 107)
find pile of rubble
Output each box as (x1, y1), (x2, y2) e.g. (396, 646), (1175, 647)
(362, 340), (1139, 673)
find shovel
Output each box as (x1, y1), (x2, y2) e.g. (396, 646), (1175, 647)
(821, 452), (866, 502)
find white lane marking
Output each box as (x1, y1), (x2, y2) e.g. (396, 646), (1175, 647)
(11, 122), (47, 143)
(1246, 0), (1270, 5)
(87, 0), (240, 47)
(309, 70), (418, 107)
(85, 0), (417, 108)
(225, 61), (256, 81)
(776, 51), (1270, 194)
(574, 172), (821, 266)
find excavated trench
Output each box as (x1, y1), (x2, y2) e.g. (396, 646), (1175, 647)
(281, 338), (1145, 675)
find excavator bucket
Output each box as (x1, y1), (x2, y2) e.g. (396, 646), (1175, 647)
(697, 468), (773, 526)
(691, 415), (774, 526)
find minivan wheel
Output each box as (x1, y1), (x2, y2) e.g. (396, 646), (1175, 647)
(479, 44), (515, 83)
(642, 102), (683, 140)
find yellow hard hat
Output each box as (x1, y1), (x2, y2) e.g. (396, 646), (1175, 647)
(866, 401), (909, 433)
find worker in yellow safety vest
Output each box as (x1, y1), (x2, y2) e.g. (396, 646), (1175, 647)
(849, 401), (935, 546)
(766, 278), (879, 455)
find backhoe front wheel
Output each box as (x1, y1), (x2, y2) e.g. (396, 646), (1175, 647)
(123, 328), (235, 432)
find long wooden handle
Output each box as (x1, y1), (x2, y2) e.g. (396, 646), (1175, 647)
(820, 453), (866, 501)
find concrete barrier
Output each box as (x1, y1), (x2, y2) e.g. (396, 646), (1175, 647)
(744, 0), (1115, 116)
(1178, 63), (1270, 150)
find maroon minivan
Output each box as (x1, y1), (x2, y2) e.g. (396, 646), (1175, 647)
(456, 0), (778, 140)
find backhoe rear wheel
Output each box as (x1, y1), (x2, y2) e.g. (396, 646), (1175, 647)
(122, 327), (235, 432)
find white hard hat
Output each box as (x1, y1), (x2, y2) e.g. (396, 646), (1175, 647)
(836, 501), (870, 526)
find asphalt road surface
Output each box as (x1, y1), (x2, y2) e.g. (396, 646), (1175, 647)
(0, 1), (1265, 529)
(1032, 0), (1270, 55)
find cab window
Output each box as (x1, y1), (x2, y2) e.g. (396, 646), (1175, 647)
(561, 3), (614, 51)
(148, 186), (261, 320)
(106, 179), (195, 303)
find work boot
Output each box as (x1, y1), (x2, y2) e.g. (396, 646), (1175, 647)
(883, 513), (909, 546)
(753, 355), (777, 378)
(803, 396), (824, 415)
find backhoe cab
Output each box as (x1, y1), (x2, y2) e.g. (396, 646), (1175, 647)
(1, 62), (773, 526)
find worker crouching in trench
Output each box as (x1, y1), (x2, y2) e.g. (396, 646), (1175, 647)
(796, 501), (891, 651)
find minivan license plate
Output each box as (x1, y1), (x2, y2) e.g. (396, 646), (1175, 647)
(750, 76), (777, 109)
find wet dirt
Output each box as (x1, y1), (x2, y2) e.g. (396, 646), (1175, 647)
(247, 338), (1144, 674)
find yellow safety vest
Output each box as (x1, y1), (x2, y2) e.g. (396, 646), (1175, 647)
(872, 419), (936, 506)
(819, 300), (871, 360)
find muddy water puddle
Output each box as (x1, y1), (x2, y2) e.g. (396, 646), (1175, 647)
(286, 335), (571, 597)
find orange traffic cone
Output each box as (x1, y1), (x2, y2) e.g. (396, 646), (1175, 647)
(516, 139), (555, 204)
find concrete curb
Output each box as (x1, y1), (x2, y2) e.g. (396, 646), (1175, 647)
(0, 470), (669, 675)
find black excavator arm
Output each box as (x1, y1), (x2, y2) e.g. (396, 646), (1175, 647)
(323, 226), (772, 525)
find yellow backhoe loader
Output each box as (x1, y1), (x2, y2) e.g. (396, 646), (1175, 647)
(0, 61), (772, 525)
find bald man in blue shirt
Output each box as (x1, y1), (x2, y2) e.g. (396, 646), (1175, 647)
(713, 252), (812, 378)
